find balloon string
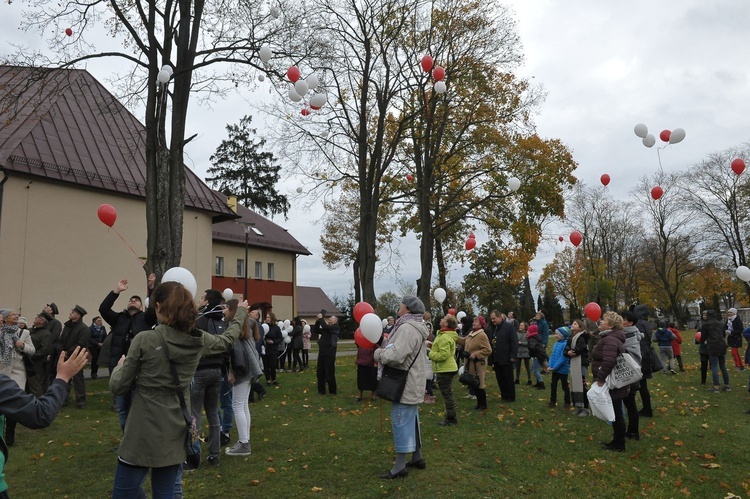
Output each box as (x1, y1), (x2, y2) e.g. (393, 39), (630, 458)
(657, 148), (664, 173)
(111, 227), (145, 267)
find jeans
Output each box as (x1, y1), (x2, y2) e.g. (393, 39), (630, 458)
(699, 353), (709, 384)
(624, 388), (639, 435)
(232, 380), (252, 444)
(112, 460), (180, 499)
(220, 375), (234, 436)
(302, 349), (309, 368)
(391, 403), (420, 454)
(532, 358), (543, 383)
(611, 397), (626, 448)
(709, 354), (730, 386)
(292, 347), (303, 370)
(190, 368), (222, 457)
(263, 354), (277, 383)
(638, 377), (652, 414)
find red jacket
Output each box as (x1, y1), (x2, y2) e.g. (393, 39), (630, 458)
(669, 327), (682, 356)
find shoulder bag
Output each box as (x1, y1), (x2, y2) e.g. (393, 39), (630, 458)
(606, 351), (642, 389)
(375, 342), (423, 403)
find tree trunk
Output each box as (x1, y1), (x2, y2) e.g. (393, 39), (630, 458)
(353, 258), (361, 303)
(435, 238), (448, 312)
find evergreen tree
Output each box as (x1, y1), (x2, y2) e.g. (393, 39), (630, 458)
(518, 275), (536, 322)
(206, 115), (290, 218)
(542, 282), (565, 329)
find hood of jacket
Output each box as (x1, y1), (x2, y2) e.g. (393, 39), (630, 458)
(632, 304), (650, 322)
(157, 325), (206, 363)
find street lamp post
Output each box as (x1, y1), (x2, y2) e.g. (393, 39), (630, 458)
(244, 224), (251, 299)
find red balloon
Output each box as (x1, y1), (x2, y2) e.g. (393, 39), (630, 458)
(570, 230), (582, 247)
(465, 238), (477, 250)
(584, 302), (601, 322)
(448, 308), (456, 316)
(421, 55), (433, 73)
(406, 174), (414, 181)
(286, 65), (301, 83)
(354, 328), (375, 349)
(651, 186), (663, 200)
(694, 331), (701, 343)
(731, 158), (746, 175)
(300, 108), (311, 116)
(600, 174), (610, 186)
(97, 204), (117, 227)
(353, 301), (375, 323)
(433, 66), (446, 81)
(310, 105), (321, 111)
(558, 236), (564, 242)
(659, 130), (671, 142)
(65, 28), (73, 37)
(468, 232), (476, 239)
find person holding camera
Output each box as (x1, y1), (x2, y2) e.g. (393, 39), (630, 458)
(314, 311), (339, 395)
(456, 315), (492, 411)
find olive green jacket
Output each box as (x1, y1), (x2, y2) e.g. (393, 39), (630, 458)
(109, 308), (245, 468)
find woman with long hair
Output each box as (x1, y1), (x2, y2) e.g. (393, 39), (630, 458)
(224, 300), (263, 456)
(109, 281), (247, 498)
(0, 309), (35, 446)
(263, 312), (282, 385)
(290, 317), (304, 372)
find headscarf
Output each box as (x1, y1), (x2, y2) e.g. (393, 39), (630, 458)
(0, 324), (19, 367)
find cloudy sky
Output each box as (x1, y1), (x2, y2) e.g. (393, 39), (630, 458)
(2, 0), (750, 303)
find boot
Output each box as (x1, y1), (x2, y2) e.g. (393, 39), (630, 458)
(475, 389), (487, 410)
(535, 381), (546, 390)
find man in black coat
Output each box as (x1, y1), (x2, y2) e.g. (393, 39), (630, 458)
(60, 305), (90, 408)
(99, 276), (155, 428)
(632, 304), (654, 417)
(489, 310), (518, 402)
(314, 314), (340, 395)
(44, 302), (63, 387)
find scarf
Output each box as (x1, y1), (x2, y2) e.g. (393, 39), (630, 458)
(569, 331), (585, 407)
(0, 325), (19, 368)
(378, 313), (424, 379)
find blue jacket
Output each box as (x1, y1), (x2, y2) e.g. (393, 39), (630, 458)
(653, 328), (675, 347)
(537, 319), (550, 347)
(548, 340), (570, 375)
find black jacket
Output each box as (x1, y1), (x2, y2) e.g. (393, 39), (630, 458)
(314, 319), (339, 355)
(489, 321), (518, 365)
(99, 291), (155, 368)
(290, 325), (303, 349)
(264, 324), (283, 355)
(728, 316), (744, 348)
(700, 319), (728, 356)
(60, 320), (90, 357)
(196, 309), (227, 370)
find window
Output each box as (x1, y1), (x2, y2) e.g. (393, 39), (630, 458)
(237, 259), (245, 277)
(251, 227), (264, 236)
(268, 262), (275, 280)
(215, 256), (224, 276)
(254, 261), (263, 279)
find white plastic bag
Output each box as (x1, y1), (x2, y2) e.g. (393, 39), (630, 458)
(587, 383), (615, 422)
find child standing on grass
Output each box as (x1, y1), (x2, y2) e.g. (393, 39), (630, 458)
(653, 321), (677, 374)
(668, 322), (684, 372)
(515, 322), (532, 385)
(526, 324), (548, 390)
(547, 327), (571, 408)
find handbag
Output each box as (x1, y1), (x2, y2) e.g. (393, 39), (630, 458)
(159, 335), (201, 469)
(605, 351), (642, 389)
(458, 359), (480, 389)
(21, 353), (36, 378)
(375, 343), (423, 403)
(649, 346), (664, 372)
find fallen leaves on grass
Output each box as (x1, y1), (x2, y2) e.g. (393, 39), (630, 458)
(700, 463), (721, 469)
(311, 487), (323, 492)
(267, 467), (276, 473)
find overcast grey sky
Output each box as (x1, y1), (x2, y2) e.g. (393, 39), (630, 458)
(2, 0), (750, 304)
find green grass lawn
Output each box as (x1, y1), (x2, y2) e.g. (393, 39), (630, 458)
(6, 337), (750, 498)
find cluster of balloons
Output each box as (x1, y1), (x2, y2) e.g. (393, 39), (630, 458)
(276, 319), (294, 344)
(736, 265), (750, 282)
(465, 233), (476, 251)
(285, 66), (327, 115)
(421, 55), (447, 94)
(97, 204), (117, 227)
(634, 123), (686, 148)
(731, 158), (745, 176)
(584, 302), (601, 322)
(353, 301), (383, 348)
(157, 65), (173, 85)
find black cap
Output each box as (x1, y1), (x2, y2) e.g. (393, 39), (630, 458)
(39, 311), (54, 323)
(72, 305), (88, 317)
(47, 303), (59, 315)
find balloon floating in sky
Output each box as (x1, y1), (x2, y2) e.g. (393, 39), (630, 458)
(669, 128), (686, 144)
(600, 174), (610, 186)
(558, 236), (564, 242)
(633, 123), (648, 138)
(259, 45), (272, 64)
(507, 177), (521, 192)
(65, 28), (73, 37)
(468, 232), (475, 239)
(257, 74), (265, 82)
(651, 186), (664, 200)
(736, 265), (750, 282)
(642, 134), (656, 148)
(433, 66), (445, 81)
(570, 230), (582, 247)
(300, 107), (311, 116)
(296, 186), (303, 193)
(434, 81), (447, 94)
(421, 55), (434, 73)
(465, 237), (476, 250)
(222, 288), (234, 301)
(270, 6), (281, 18)
(433, 287), (446, 304)
(97, 204), (117, 227)
(286, 66), (301, 83)
(406, 174), (414, 182)
(584, 302), (602, 322)
(731, 158), (745, 175)
(659, 129), (672, 143)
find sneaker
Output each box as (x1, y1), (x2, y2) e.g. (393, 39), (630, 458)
(220, 432), (230, 446)
(578, 409), (590, 417)
(600, 442), (625, 453)
(207, 455), (220, 466)
(225, 441), (251, 456)
(723, 385), (731, 392)
(437, 418), (458, 427)
(708, 387), (721, 393)
(526, 380), (533, 386)
(669, 369), (677, 375)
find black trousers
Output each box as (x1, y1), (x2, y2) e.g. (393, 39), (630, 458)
(317, 352), (337, 394)
(624, 388), (639, 435)
(493, 363), (516, 401)
(638, 377), (652, 413)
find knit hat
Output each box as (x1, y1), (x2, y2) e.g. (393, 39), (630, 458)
(728, 308), (738, 316)
(527, 324), (539, 336)
(0, 309), (11, 319)
(556, 326), (571, 339)
(17, 317), (27, 325)
(476, 315), (487, 330)
(401, 295), (425, 315)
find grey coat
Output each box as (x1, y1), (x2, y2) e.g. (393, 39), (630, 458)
(374, 320), (428, 405)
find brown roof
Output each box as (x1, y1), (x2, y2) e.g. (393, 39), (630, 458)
(0, 65), (235, 220)
(296, 286), (341, 316)
(211, 192), (311, 255)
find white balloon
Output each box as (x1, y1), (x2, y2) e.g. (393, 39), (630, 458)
(287, 325), (295, 334)
(303, 324), (311, 333)
(281, 329), (289, 338)
(288, 89), (303, 102)
(634, 123), (648, 139)
(277, 321), (283, 329)
(162, 65), (173, 76)
(294, 79), (309, 96)
(284, 335), (292, 343)
(642, 134), (656, 148)
(737, 265), (750, 282)
(296, 186), (303, 193)
(262, 323), (270, 334)
(284, 319), (291, 327)
(162, 267), (198, 298)
(321, 130), (329, 138)
(434, 81), (446, 94)
(157, 69), (171, 84)
(360, 313), (384, 343)
(222, 288), (234, 301)
(270, 6), (281, 18)
(144, 297), (150, 308)
(669, 128), (686, 144)
(382, 318), (388, 328)
(259, 45), (273, 63)
(457, 311), (466, 320)
(433, 288), (446, 304)
(257, 74), (266, 82)
(310, 92), (327, 108)
(508, 177), (521, 192)
(306, 74), (319, 90)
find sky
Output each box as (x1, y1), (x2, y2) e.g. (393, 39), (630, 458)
(2, 0), (750, 304)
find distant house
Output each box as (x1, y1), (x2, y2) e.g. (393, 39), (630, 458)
(296, 286), (342, 325)
(0, 65), (309, 319)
